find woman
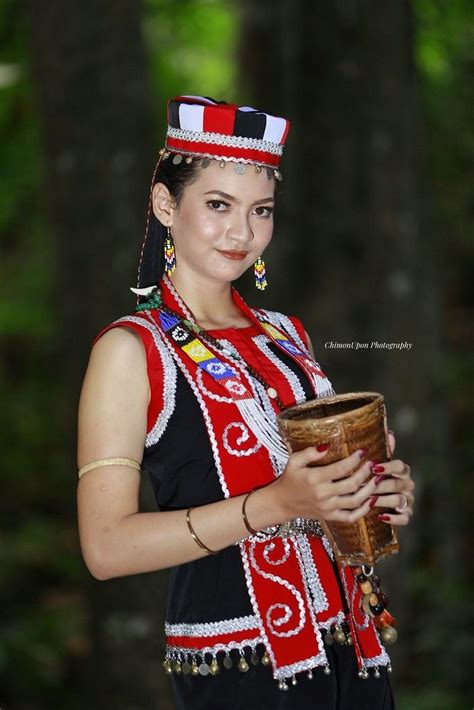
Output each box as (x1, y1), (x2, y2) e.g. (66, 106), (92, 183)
(77, 95), (415, 709)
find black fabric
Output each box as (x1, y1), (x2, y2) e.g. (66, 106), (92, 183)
(234, 109), (267, 139)
(141, 325), (395, 708)
(168, 100), (182, 129)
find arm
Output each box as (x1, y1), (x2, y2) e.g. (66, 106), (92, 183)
(77, 327), (287, 581)
(77, 325), (400, 582)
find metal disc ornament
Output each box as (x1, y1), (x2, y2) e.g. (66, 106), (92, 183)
(223, 655), (233, 669)
(198, 662), (210, 676)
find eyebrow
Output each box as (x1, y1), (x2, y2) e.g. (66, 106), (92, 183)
(203, 190), (275, 206)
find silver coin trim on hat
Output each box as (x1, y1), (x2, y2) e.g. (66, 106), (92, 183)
(166, 126), (284, 156)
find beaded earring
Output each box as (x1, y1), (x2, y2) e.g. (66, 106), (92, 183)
(164, 225), (176, 274)
(254, 255), (268, 290)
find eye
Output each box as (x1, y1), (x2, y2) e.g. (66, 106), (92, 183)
(254, 205), (274, 217)
(207, 199), (229, 211)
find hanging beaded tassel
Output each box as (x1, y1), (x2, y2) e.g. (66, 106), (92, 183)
(254, 255), (268, 290)
(164, 226), (177, 274)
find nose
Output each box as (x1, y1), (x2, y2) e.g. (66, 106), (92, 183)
(226, 209), (254, 246)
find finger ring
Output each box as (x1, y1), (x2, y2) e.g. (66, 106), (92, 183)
(395, 493), (408, 512)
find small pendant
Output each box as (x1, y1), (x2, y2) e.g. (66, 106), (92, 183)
(250, 651), (260, 666)
(190, 661), (200, 676)
(209, 659), (220, 675)
(238, 657), (249, 673)
(182, 661), (191, 675)
(261, 652), (271, 666)
(267, 387), (278, 399)
(223, 654), (233, 669)
(198, 662), (210, 676)
(162, 659), (173, 675)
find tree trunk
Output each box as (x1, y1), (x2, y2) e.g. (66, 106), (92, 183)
(25, 2), (173, 707)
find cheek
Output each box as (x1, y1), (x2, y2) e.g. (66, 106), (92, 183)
(253, 217), (274, 248)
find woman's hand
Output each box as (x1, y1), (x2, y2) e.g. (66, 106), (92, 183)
(270, 430), (415, 526)
(271, 446), (380, 524)
(369, 430), (415, 526)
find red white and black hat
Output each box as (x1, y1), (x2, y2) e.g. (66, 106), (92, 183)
(164, 95), (290, 171)
(132, 95), (290, 295)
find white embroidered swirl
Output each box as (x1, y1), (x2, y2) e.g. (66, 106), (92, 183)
(262, 539), (291, 566)
(222, 422), (262, 457)
(249, 539), (306, 638)
(196, 367), (235, 403)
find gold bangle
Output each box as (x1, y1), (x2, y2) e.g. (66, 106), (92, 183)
(242, 488), (260, 535)
(186, 507), (218, 555)
(78, 457), (141, 479)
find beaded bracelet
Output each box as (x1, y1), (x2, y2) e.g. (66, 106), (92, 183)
(78, 457), (141, 479)
(186, 507), (219, 555)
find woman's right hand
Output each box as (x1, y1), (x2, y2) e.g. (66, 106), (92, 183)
(271, 446), (378, 523)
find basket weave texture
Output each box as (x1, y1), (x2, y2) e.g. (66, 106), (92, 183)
(277, 392), (399, 566)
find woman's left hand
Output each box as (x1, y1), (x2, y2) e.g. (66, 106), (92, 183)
(369, 430), (415, 526)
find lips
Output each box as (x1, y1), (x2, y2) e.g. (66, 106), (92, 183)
(217, 250), (249, 260)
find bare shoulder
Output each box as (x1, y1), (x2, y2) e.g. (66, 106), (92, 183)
(92, 323), (146, 356)
(77, 324), (151, 576)
(78, 324), (150, 460)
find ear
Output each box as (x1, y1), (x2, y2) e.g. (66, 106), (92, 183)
(151, 182), (175, 227)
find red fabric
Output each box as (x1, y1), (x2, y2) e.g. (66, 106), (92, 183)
(141, 278), (386, 674)
(165, 135), (280, 167)
(91, 317), (164, 437)
(203, 104), (236, 135)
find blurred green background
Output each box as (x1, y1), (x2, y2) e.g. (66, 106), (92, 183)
(1, 1), (472, 708)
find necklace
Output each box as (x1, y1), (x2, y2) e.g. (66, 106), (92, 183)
(136, 283), (285, 409)
(135, 281), (325, 542)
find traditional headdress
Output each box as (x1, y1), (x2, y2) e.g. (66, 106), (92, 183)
(132, 95), (290, 297)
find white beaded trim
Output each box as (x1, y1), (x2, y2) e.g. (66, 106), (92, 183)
(363, 649), (391, 668)
(222, 421), (262, 457)
(272, 650), (329, 681)
(252, 333), (307, 404)
(108, 315), (177, 448)
(255, 309), (309, 353)
(294, 534), (329, 614)
(166, 125), (284, 156)
(248, 538), (306, 639)
(165, 637), (264, 657)
(165, 614), (260, 637)
(317, 611), (347, 629)
(146, 311), (230, 499)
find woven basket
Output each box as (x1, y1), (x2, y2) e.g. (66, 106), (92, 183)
(277, 392), (399, 566)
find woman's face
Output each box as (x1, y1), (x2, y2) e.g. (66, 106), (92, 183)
(154, 162), (276, 285)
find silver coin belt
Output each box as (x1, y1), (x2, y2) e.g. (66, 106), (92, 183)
(253, 517), (324, 541)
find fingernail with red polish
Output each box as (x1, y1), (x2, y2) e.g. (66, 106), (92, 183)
(378, 514), (391, 522)
(357, 449), (367, 459)
(369, 495), (378, 508)
(374, 474), (386, 486)
(316, 443), (330, 452)
(371, 464), (385, 474)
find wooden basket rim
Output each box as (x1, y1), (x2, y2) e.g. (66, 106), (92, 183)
(277, 391), (384, 427)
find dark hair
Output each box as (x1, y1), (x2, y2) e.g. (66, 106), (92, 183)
(136, 156), (279, 296)
(137, 158), (202, 295)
